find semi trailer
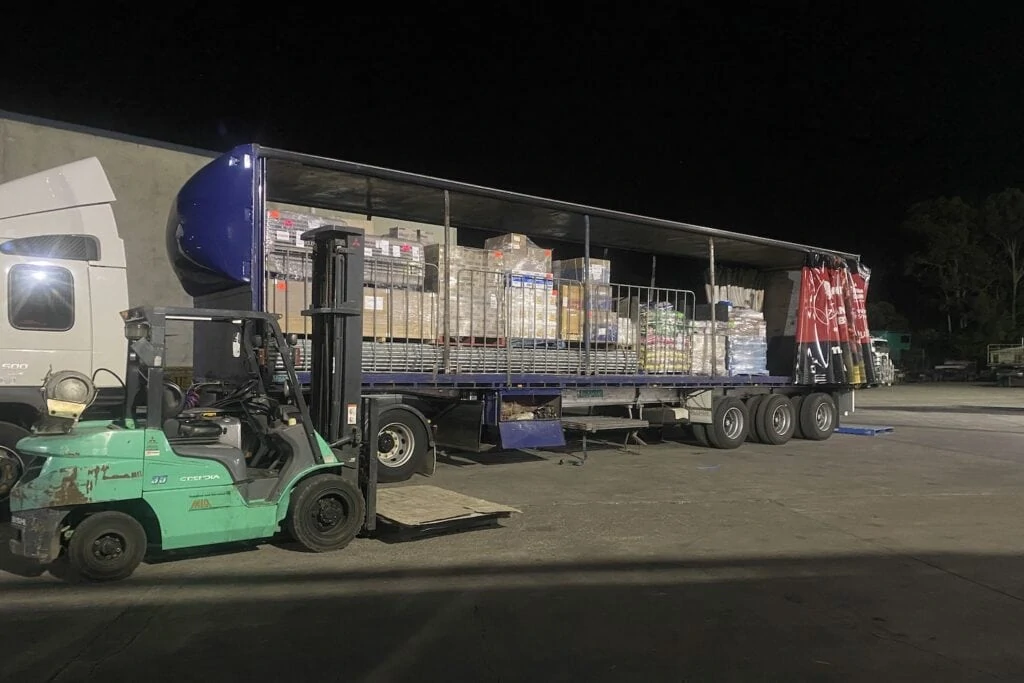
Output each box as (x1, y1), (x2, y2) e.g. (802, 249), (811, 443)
(1, 146), (879, 497)
(166, 145), (880, 480)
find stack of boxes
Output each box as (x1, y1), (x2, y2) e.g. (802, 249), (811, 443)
(553, 258), (617, 344)
(265, 209), (318, 279)
(264, 210), (437, 341)
(425, 244), (505, 339)
(483, 234), (557, 344)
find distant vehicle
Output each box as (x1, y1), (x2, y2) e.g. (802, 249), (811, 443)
(871, 337), (895, 386)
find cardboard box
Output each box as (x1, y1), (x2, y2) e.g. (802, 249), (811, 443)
(558, 283), (614, 311)
(426, 245), (506, 338)
(508, 287), (558, 340)
(390, 290), (437, 340)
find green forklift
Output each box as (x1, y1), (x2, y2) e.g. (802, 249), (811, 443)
(5, 225), (516, 582)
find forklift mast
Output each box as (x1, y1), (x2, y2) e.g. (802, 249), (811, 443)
(302, 225), (366, 450)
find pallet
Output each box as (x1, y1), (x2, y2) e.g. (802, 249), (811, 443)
(363, 336), (437, 344)
(836, 424), (895, 436)
(442, 336), (507, 347)
(374, 485), (520, 539)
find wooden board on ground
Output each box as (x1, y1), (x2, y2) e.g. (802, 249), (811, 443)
(376, 485), (521, 528)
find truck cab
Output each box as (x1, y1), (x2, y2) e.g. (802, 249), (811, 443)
(0, 158), (128, 494)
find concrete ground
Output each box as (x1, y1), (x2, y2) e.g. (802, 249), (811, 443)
(3, 383), (1024, 682)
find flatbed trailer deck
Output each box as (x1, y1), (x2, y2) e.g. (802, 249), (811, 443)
(168, 144), (879, 481)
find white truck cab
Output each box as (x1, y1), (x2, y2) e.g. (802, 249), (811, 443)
(0, 158), (128, 495)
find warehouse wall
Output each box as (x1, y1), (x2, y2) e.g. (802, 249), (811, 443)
(0, 112), (215, 364)
(0, 112), (456, 367)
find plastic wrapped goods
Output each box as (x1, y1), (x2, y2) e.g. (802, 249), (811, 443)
(363, 236), (426, 290)
(725, 307), (768, 376)
(617, 317), (637, 347)
(265, 210), (318, 280)
(507, 286), (558, 340)
(639, 334), (691, 373)
(483, 233), (552, 276)
(638, 303), (691, 373)
(425, 245), (505, 339)
(690, 321), (728, 376)
(553, 258), (611, 284)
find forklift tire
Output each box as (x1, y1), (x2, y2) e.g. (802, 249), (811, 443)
(286, 474), (365, 553)
(0, 422), (29, 500)
(376, 409), (428, 483)
(66, 511), (147, 582)
(798, 392), (837, 441)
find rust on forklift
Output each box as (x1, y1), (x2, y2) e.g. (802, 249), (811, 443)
(47, 468), (90, 507)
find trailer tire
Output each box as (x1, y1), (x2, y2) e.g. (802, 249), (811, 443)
(745, 395), (766, 443)
(692, 423), (710, 447)
(755, 394), (796, 445)
(707, 397), (749, 449)
(66, 511), (147, 582)
(791, 395), (805, 439)
(0, 422), (29, 501)
(799, 392), (837, 441)
(376, 409), (428, 483)
(287, 473), (364, 553)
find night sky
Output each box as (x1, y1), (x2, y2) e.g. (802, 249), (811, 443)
(3, 7), (1023, 306)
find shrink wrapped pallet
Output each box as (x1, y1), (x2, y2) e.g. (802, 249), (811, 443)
(725, 307), (768, 376)
(690, 321), (728, 376)
(483, 233), (552, 276)
(638, 302), (691, 373)
(425, 245), (505, 339)
(553, 257), (612, 284)
(507, 286), (558, 341)
(363, 236), (426, 290)
(265, 210), (318, 280)
(389, 290), (438, 341)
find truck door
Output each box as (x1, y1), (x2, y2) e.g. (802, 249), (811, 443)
(0, 256), (93, 388)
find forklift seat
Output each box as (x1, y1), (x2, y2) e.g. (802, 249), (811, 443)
(170, 443), (248, 482)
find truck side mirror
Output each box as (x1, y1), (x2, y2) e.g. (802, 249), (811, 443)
(286, 333), (299, 347)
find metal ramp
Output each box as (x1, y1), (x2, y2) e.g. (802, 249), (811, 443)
(374, 485), (520, 538)
(559, 416), (651, 465)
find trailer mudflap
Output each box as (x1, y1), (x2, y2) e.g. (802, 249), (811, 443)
(374, 485), (520, 538)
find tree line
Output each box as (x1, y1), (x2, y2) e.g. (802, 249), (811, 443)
(890, 188), (1024, 364)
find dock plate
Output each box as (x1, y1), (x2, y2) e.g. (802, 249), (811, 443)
(836, 425), (895, 436)
(374, 485), (520, 539)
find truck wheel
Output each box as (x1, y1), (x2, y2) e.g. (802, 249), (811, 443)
(0, 422), (29, 500)
(67, 511), (147, 582)
(377, 410), (428, 483)
(691, 424), (710, 447)
(707, 397), (749, 449)
(755, 394), (796, 445)
(745, 395), (765, 443)
(790, 395), (805, 439)
(287, 474), (365, 553)
(799, 392), (837, 441)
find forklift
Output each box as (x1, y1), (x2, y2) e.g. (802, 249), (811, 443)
(5, 225), (517, 582)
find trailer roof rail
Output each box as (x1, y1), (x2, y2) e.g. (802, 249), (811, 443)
(251, 144), (861, 269)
